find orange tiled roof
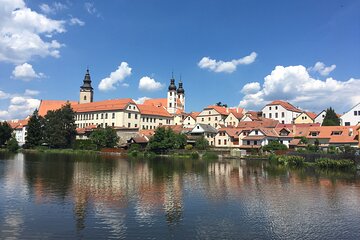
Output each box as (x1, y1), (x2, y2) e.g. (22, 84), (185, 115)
(237, 118), (279, 128)
(307, 126), (358, 143)
(218, 128), (242, 138)
(72, 99), (135, 113)
(266, 100), (302, 113)
(186, 111), (200, 120)
(305, 112), (317, 120)
(38, 100), (78, 116)
(143, 98), (182, 107)
(7, 118), (29, 129)
(137, 104), (172, 117)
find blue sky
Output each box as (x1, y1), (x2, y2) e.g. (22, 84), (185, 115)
(0, 0), (359, 119)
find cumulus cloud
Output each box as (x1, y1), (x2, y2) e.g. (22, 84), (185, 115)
(309, 62), (336, 76)
(138, 76), (164, 91)
(198, 52), (257, 73)
(0, 91), (40, 120)
(239, 65), (360, 112)
(69, 17), (85, 26)
(0, 0), (66, 63)
(98, 62), (132, 91)
(133, 97), (151, 104)
(12, 63), (44, 80)
(0, 90), (11, 99)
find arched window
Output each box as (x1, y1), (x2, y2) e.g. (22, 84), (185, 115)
(84, 95), (87, 100)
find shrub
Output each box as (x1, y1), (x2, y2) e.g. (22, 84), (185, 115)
(191, 151), (199, 159)
(195, 136), (209, 150)
(185, 144), (193, 151)
(128, 143), (141, 152)
(315, 158), (354, 170)
(262, 141), (287, 152)
(202, 152), (218, 160)
(269, 155), (304, 167)
(73, 139), (97, 150)
(6, 137), (19, 153)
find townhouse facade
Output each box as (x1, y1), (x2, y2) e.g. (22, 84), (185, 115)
(261, 100), (302, 124)
(340, 103), (360, 126)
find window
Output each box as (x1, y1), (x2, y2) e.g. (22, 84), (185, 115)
(208, 117), (211, 121)
(84, 95), (87, 101)
(112, 123), (114, 127)
(215, 117), (218, 121)
(101, 113), (104, 119)
(345, 122), (350, 126)
(208, 111), (211, 114)
(254, 140), (257, 145)
(135, 114), (138, 119)
(169, 103), (172, 108)
(269, 113), (272, 118)
(355, 111), (358, 116)
(96, 114), (99, 120)
(224, 139), (227, 145)
(275, 113), (278, 118)
(112, 113), (115, 119)
(269, 107), (272, 110)
(197, 126), (200, 129)
(202, 118), (204, 122)
(255, 130), (258, 135)
(170, 92), (172, 96)
(135, 124), (137, 128)
(358, 111), (360, 115)
(105, 123), (108, 127)
(218, 139), (221, 145)
(282, 112), (285, 118)
(247, 140), (250, 145)
(263, 113), (266, 118)
(128, 123), (131, 128)
(105, 113), (108, 119)
(331, 131), (342, 135)
(128, 113), (131, 118)
(275, 106), (278, 110)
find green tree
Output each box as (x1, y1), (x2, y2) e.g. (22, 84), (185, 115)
(43, 104), (76, 148)
(25, 109), (44, 148)
(262, 141), (287, 152)
(322, 107), (340, 126)
(0, 121), (12, 146)
(194, 136), (209, 150)
(147, 127), (185, 153)
(89, 127), (119, 149)
(7, 137), (19, 152)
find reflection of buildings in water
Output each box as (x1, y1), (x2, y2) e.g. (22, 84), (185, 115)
(0, 153), (26, 238)
(164, 173), (183, 224)
(206, 161), (244, 200)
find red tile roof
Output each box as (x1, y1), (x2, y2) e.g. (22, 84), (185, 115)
(266, 100), (302, 113)
(237, 118), (279, 128)
(143, 98), (182, 107)
(306, 112), (317, 120)
(38, 100), (78, 116)
(72, 99), (135, 113)
(8, 118), (29, 129)
(137, 104), (172, 117)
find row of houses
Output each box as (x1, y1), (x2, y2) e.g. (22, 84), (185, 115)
(4, 69), (360, 150)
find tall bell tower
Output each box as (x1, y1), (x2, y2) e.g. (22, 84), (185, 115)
(79, 68), (93, 104)
(177, 80), (185, 112)
(167, 74), (177, 114)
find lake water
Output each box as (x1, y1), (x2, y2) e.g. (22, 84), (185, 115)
(0, 152), (360, 239)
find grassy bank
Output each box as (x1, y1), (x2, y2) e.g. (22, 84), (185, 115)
(22, 148), (99, 155)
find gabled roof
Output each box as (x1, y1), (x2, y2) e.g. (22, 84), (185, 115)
(192, 123), (218, 133)
(72, 98), (135, 113)
(217, 128), (242, 138)
(8, 118), (29, 129)
(237, 118), (279, 128)
(143, 98), (182, 107)
(186, 111), (200, 120)
(203, 106), (244, 116)
(266, 100), (302, 113)
(306, 126), (358, 143)
(137, 104), (172, 117)
(305, 112), (317, 120)
(38, 100), (78, 116)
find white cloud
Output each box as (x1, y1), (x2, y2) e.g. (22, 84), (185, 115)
(241, 82), (261, 94)
(0, 90), (11, 99)
(98, 62), (132, 91)
(138, 76), (164, 91)
(239, 65), (360, 113)
(0, 0), (66, 63)
(39, 2), (67, 15)
(69, 17), (85, 26)
(309, 62), (336, 76)
(12, 63), (44, 80)
(198, 52), (257, 73)
(0, 94), (40, 120)
(133, 97), (151, 104)
(122, 83), (129, 87)
(24, 89), (40, 96)
(84, 2), (101, 17)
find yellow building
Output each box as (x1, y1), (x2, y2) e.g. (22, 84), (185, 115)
(294, 112), (317, 124)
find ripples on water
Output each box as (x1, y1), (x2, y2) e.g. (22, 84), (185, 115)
(0, 152), (360, 239)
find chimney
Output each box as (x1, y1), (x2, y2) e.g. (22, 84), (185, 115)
(349, 128), (353, 136)
(236, 108), (239, 113)
(292, 124), (296, 134)
(226, 108), (229, 113)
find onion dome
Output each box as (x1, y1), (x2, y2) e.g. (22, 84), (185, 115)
(177, 81), (184, 94)
(168, 78), (177, 91)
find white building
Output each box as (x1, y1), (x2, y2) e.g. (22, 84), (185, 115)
(8, 119), (29, 146)
(261, 100), (302, 124)
(314, 110), (326, 125)
(340, 103), (360, 126)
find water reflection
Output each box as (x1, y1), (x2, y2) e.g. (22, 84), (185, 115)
(0, 152), (359, 239)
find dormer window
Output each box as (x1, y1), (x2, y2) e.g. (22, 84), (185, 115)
(255, 130), (259, 135)
(309, 131), (319, 137)
(331, 131), (342, 135)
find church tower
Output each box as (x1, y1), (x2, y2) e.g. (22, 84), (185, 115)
(79, 68), (93, 104)
(177, 80), (185, 112)
(167, 74), (177, 114)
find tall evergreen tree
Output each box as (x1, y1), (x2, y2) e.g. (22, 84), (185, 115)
(25, 109), (44, 148)
(0, 121), (12, 146)
(322, 107), (340, 126)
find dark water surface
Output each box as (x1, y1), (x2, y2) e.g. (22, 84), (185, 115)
(0, 152), (360, 239)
